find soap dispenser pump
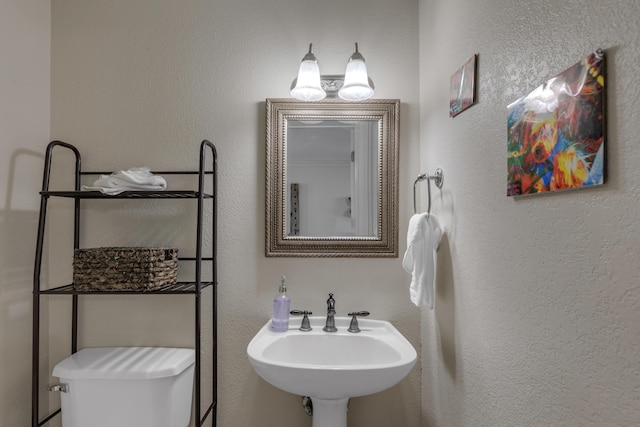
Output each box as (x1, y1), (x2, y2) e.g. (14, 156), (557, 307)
(271, 276), (291, 332)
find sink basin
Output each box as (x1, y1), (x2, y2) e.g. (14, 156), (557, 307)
(247, 316), (416, 427)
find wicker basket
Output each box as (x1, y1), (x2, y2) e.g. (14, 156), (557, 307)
(73, 247), (178, 291)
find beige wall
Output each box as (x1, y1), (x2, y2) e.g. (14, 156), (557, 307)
(418, 0), (640, 425)
(47, 0), (421, 426)
(0, 0), (50, 425)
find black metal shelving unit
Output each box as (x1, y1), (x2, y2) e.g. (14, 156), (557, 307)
(32, 140), (217, 427)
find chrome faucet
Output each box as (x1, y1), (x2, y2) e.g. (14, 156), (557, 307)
(323, 293), (337, 332)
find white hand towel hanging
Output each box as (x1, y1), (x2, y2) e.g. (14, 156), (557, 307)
(402, 213), (443, 309)
(82, 167), (167, 195)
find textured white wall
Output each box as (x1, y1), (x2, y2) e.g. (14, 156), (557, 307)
(49, 1), (421, 427)
(0, 0), (50, 424)
(419, 0), (640, 425)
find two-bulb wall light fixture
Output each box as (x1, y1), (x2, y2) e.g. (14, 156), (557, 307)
(290, 43), (375, 101)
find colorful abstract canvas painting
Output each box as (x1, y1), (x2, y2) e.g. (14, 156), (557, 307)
(507, 50), (605, 196)
(449, 54), (477, 117)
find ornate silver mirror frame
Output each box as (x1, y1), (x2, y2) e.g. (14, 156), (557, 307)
(265, 98), (399, 257)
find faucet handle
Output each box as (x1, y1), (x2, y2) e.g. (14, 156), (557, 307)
(348, 311), (370, 317)
(290, 310), (313, 331)
(347, 311), (370, 333)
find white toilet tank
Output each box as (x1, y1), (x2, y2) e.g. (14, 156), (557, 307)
(52, 347), (195, 427)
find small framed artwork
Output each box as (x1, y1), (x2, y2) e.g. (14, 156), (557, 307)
(507, 49), (605, 196)
(449, 54), (477, 117)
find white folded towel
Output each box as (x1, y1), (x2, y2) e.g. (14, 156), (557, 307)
(82, 167), (167, 195)
(402, 213), (443, 309)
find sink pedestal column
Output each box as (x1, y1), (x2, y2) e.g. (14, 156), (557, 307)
(311, 398), (349, 427)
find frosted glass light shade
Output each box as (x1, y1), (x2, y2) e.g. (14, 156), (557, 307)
(338, 44), (374, 101)
(290, 44), (326, 101)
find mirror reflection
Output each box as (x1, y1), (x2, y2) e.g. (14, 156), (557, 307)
(286, 119), (378, 237)
(265, 98), (399, 257)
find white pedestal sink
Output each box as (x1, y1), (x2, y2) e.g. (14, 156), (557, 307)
(247, 316), (417, 427)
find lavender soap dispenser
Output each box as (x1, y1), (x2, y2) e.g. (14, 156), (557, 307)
(271, 276), (290, 332)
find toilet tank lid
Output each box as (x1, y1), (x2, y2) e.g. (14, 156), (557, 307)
(52, 347), (195, 380)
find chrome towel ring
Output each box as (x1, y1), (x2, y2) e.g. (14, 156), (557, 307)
(413, 168), (443, 215)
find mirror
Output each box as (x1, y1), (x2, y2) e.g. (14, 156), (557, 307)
(265, 98), (399, 257)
